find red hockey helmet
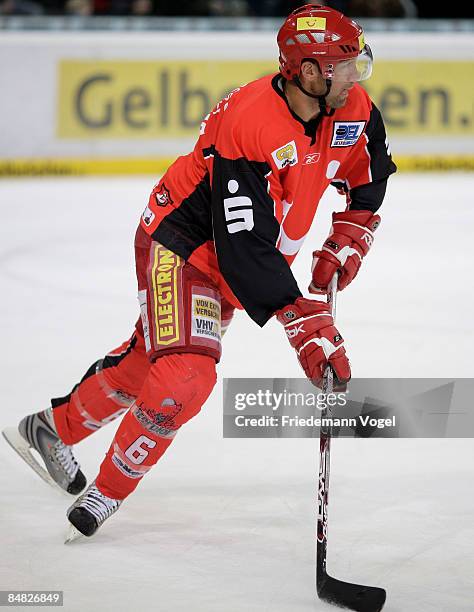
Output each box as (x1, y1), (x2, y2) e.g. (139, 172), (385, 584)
(277, 4), (373, 83)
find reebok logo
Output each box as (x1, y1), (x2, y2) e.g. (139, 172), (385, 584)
(304, 153), (320, 165)
(361, 232), (374, 248)
(286, 324), (305, 339)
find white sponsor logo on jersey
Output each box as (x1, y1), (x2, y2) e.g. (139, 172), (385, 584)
(272, 140), (298, 170)
(224, 179), (254, 233)
(330, 121), (366, 147)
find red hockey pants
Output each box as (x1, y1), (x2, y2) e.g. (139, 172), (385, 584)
(52, 227), (234, 500)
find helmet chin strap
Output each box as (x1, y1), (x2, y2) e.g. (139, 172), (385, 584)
(293, 76), (336, 117)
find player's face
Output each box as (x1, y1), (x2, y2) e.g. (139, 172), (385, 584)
(326, 59), (359, 107)
(301, 62), (355, 109)
(325, 79), (355, 108)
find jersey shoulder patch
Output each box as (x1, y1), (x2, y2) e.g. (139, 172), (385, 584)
(271, 140), (299, 169)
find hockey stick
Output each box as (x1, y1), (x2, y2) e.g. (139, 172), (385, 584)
(316, 275), (386, 611)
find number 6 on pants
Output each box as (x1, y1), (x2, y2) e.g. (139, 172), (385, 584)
(125, 435), (157, 465)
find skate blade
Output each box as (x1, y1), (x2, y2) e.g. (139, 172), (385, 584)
(2, 427), (69, 497)
(64, 523), (84, 544)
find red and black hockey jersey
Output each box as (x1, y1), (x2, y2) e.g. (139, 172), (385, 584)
(140, 74), (396, 326)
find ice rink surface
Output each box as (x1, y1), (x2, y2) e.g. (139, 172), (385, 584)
(1, 173), (473, 611)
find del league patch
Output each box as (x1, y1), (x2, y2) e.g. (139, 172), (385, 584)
(330, 121), (366, 147)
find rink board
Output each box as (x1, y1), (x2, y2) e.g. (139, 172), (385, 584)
(0, 32), (473, 174)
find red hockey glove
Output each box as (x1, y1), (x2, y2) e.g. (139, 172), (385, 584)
(276, 297), (351, 389)
(309, 210), (381, 294)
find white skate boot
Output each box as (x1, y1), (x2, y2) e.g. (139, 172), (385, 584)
(65, 481), (122, 542)
(2, 408), (86, 495)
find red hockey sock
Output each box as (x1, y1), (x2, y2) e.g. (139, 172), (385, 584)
(52, 329), (149, 445)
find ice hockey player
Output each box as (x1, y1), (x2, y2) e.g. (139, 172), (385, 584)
(2, 4), (395, 540)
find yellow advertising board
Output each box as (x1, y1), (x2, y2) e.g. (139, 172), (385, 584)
(57, 60), (276, 139)
(2, 57), (471, 175)
(364, 60), (474, 136)
(57, 59), (474, 139)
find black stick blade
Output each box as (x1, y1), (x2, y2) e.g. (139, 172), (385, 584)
(317, 573), (386, 612)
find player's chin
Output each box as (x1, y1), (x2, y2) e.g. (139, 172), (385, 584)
(329, 96), (349, 109)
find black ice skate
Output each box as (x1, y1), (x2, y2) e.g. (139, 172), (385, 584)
(2, 408), (86, 495)
(65, 482), (122, 543)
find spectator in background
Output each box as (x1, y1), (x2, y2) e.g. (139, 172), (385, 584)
(3, 0), (471, 17)
(152, 0), (210, 15)
(244, 1), (408, 17)
(346, 0), (406, 17)
(40, 0), (211, 15)
(413, 1), (472, 17)
(66, 0), (92, 14)
(93, 0), (153, 14)
(131, 0), (151, 13)
(245, 0), (295, 17)
(0, 0), (44, 13)
(35, 0), (66, 13)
